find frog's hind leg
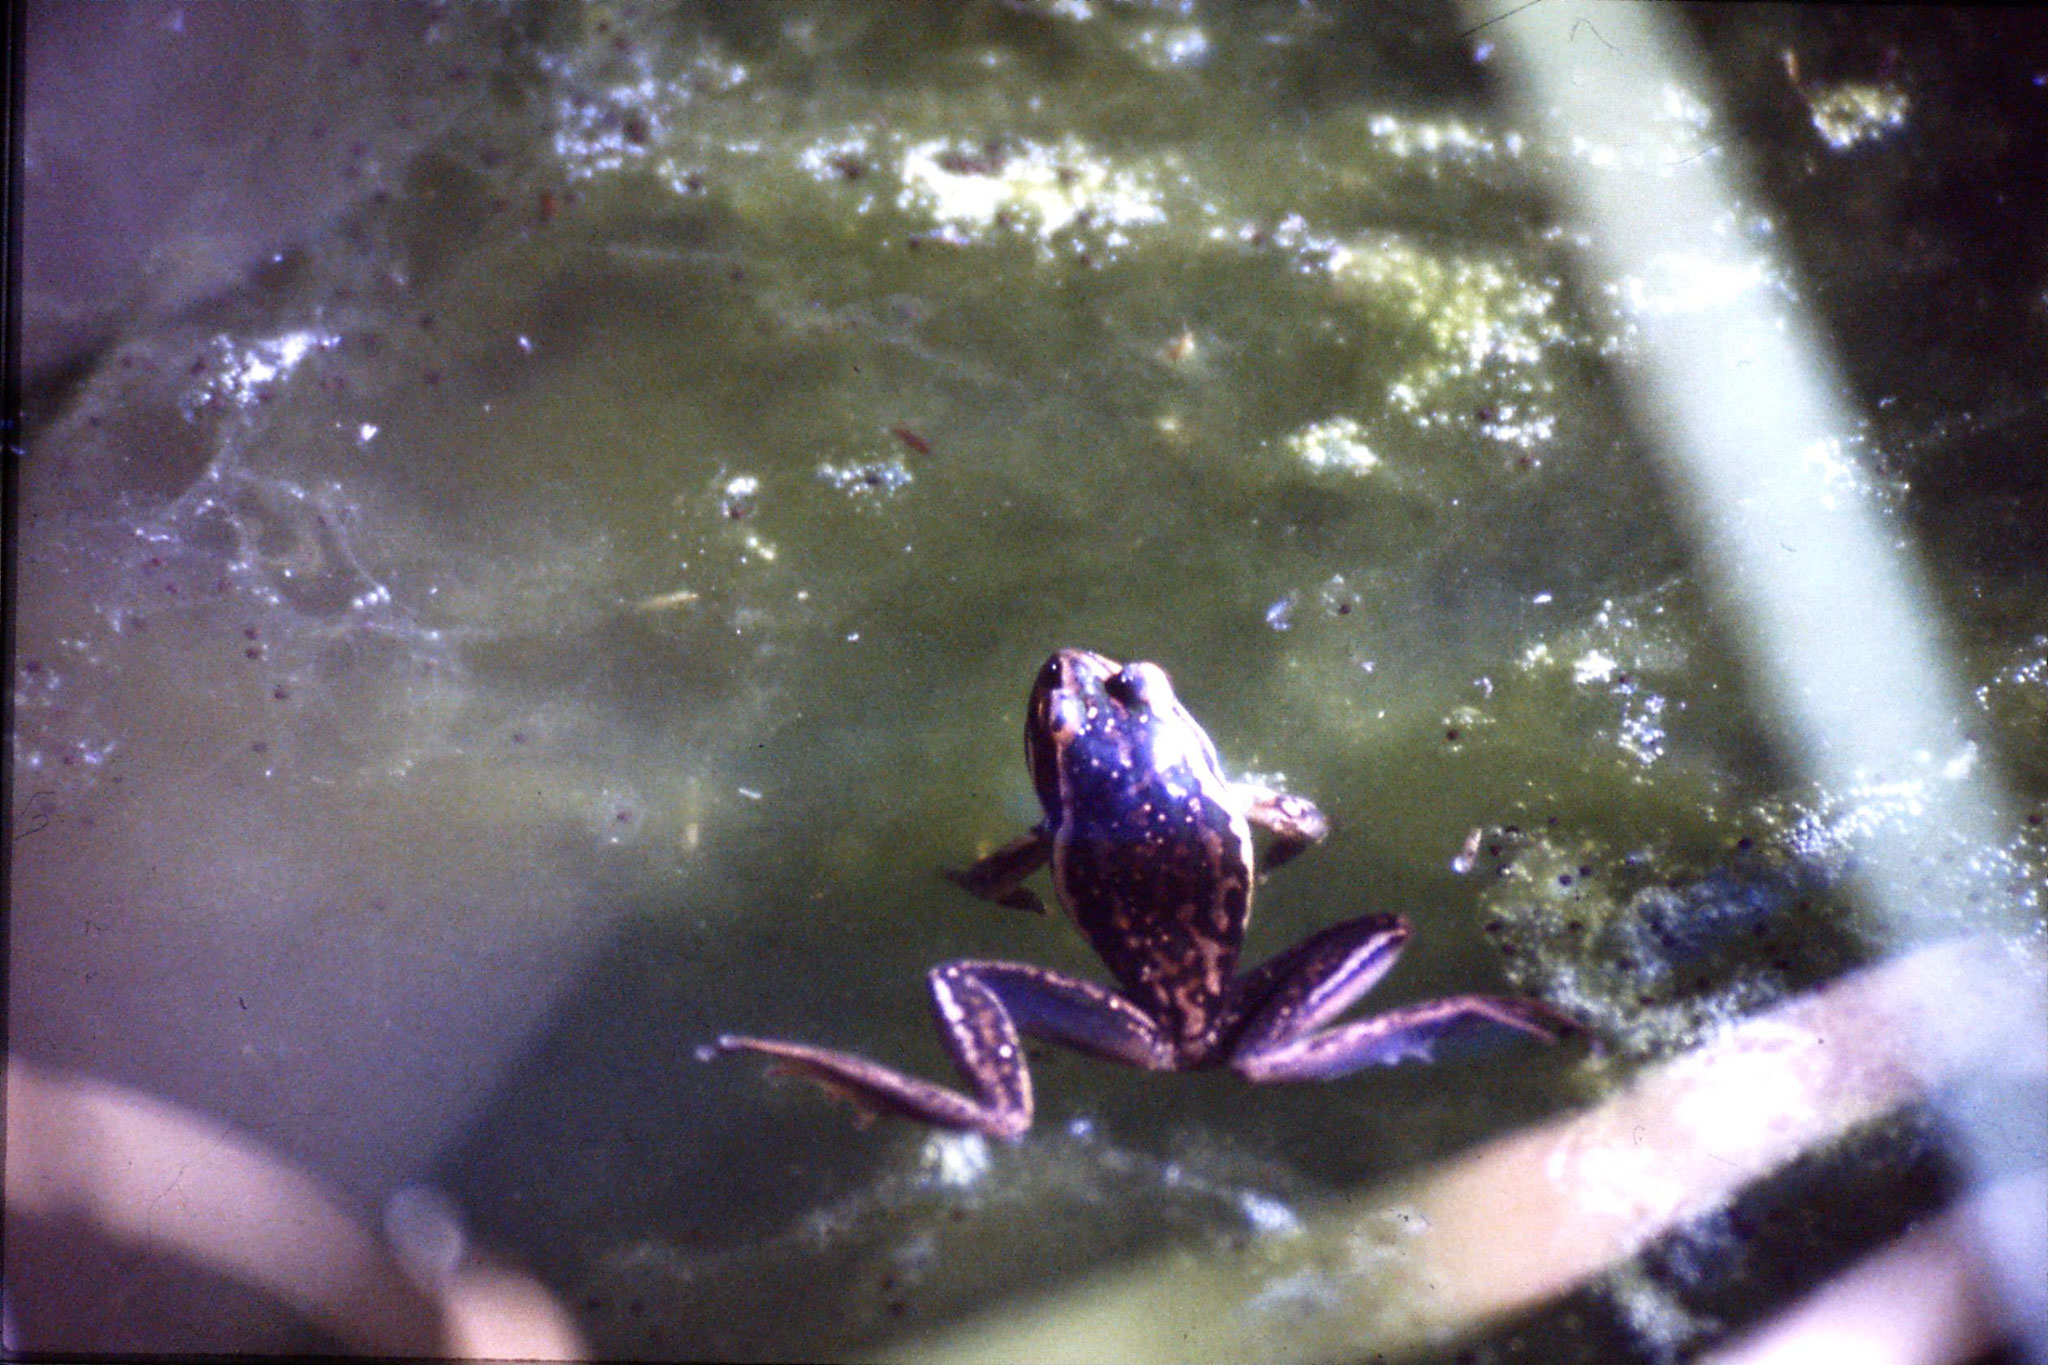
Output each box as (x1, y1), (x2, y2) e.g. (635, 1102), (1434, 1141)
(1224, 914), (1579, 1083)
(713, 968), (1033, 1139)
(712, 960), (1173, 1140)
(952, 961), (1177, 1071)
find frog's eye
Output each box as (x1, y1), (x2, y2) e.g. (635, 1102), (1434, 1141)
(1111, 662), (1177, 713)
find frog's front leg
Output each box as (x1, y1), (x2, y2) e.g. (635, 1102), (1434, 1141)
(1241, 788), (1330, 869)
(1224, 914), (1579, 1083)
(712, 960), (1174, 1140)
(943, 830), (1051, 913)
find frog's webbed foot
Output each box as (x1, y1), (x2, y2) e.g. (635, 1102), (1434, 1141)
(711, 960), (1174, 1140)
(1241, 788), (1330, 869)
(1224, 913), (1581, 1083)
(944, 830), (1052, 913)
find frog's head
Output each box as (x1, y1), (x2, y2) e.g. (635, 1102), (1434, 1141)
(1027, 649), (1115, 808)
(1025, 648), (1208, 814)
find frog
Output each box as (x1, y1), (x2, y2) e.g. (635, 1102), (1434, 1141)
(708, 648), (1579, 1139)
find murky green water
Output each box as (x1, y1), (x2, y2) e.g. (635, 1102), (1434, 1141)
(14, 3), (2047, 1359)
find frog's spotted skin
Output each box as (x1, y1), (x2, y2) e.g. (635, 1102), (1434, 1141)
(712, 649), (1579, 1139)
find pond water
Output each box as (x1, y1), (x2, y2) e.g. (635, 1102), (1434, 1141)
(12, 3), (2046, 1359)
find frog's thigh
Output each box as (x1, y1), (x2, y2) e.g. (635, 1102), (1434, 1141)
(1229, 913), (1408, 1057)
(948, 960), (1177, 1071)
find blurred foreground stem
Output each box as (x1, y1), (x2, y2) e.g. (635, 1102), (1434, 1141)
(892, 936), (2044, 1364)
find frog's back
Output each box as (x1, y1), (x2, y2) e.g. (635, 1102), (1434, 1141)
(1052, 755), (1252, 1050)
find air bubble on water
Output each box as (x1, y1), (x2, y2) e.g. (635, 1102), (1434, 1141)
(593, 786), (647, 845)
(919, 1132), (991, 1189)
(719, 475), (760, 520)
(1237, 1191), (1303, 1238)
